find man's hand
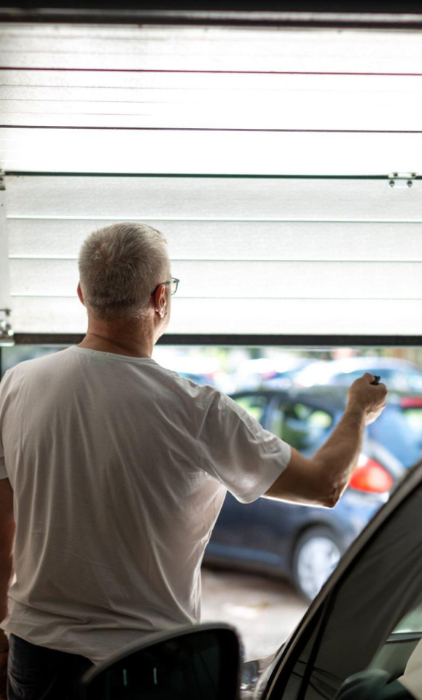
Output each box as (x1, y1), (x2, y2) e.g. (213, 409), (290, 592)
(266, 372), (388, 507)
(347, 373), (388, 425)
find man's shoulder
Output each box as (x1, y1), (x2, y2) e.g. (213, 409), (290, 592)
(4, 348), (72, 381)
(156, 365), (222, 400)
(150, 365), (231, 418)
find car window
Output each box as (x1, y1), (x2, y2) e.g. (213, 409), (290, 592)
(332, 369), (396, 386)
(330, 369), (368, 385)
(269, 402), (334, 453)
(231, 394), (269, 425)
(387, 371), (422, 393)
(393, 605), (422, 636)
(406, 374), (422, 393)
(268, 468), (422, 700)
(332, 369), (422, 394)
(401, 407), (422, 434)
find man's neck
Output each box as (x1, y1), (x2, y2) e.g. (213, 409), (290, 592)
(78, 320), (155, 358)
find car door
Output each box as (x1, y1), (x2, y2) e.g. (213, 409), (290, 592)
(267, 397), (336, 458)
(254, 460), (422, 700)
(246, 397), (338, 557)
(210, 394), (339, 567)
(207, 392), (277, 561)
(219, 393), (337, 562)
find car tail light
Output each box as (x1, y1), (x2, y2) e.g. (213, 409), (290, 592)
(400, 397), (422, 408)
(349, 455), (394, 494)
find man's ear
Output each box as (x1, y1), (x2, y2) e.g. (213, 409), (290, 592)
(77, 282), (85, 306)
(153, 284), (167, 319)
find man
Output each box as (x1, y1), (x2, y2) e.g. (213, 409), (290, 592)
(0, 222), (387, 700)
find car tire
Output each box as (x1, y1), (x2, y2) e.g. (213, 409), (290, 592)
(292, 526), (344, 602)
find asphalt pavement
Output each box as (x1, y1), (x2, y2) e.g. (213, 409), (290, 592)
(201, 567), (308, 661)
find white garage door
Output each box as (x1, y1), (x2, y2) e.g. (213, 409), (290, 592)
(0, 23), (421, 338)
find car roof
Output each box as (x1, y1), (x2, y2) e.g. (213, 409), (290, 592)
(230, 386), (420, 412)
(295, 357), (422, 385)
(231, 386), (349, 410)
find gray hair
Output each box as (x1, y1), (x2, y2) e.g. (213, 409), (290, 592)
(78, 222), (169, 321)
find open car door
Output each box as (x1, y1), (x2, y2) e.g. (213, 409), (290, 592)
(257, 459), (422, 700)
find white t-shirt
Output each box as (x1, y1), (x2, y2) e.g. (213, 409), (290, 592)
(0, 347), (290, 664)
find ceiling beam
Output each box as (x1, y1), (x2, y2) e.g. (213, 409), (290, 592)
(1, 4), (422, 28)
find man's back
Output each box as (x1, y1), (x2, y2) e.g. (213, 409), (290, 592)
(0, 347), (288, 663)
(0, 222), (386, 700)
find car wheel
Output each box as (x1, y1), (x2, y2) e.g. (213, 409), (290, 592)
(292, 527), (343, 602)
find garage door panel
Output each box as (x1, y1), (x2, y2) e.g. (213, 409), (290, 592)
(5, 174), (421, 335)
(3, 110), (421, 133)
(2, 131), (421, 177)
(5, 176), (421, 221)
(2, 75), (419, 99)
(0, 190), (12, 310)
(10, 259), (421, 300)
(5, 112), (422, 134)
(2, 80), (421, 131)
(8, 219), (422, 262)
(11, 297), (422, 336)
(2, 25), (422, 73)
(7, 50), (386, 73)
(168, 299), (422, 335)
(6, 51), (397, 73)
(1, 70), (419, 93)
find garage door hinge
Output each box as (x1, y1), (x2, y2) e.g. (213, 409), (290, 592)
(388, 172), (417, 189)
(0, 310), (14, 347)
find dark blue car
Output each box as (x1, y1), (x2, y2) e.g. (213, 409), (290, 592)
(205, 388), (422, 600)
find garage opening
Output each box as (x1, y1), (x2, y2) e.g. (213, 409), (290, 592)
(2, 341), (421, 660)
(1, 13), (422, 673)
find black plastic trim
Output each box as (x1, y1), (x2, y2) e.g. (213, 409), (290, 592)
(12, 334), (422, 347)
(1, 6), (422, 29)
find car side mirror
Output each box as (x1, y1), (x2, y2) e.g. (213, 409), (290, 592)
(79, 623), (241, 700)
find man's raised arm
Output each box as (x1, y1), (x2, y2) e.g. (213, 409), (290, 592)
(265, 373), (388, 508)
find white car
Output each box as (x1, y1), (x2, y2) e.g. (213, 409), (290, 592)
(294, 357), (422, 394)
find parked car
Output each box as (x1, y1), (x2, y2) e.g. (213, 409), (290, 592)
(233, 357), (315, 391)
(80, 459), (422, 700)
(205, 387), (422, 600)
(292, 357), (422, 394)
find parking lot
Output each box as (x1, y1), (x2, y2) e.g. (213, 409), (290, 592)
(201, 568), (308, 661)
